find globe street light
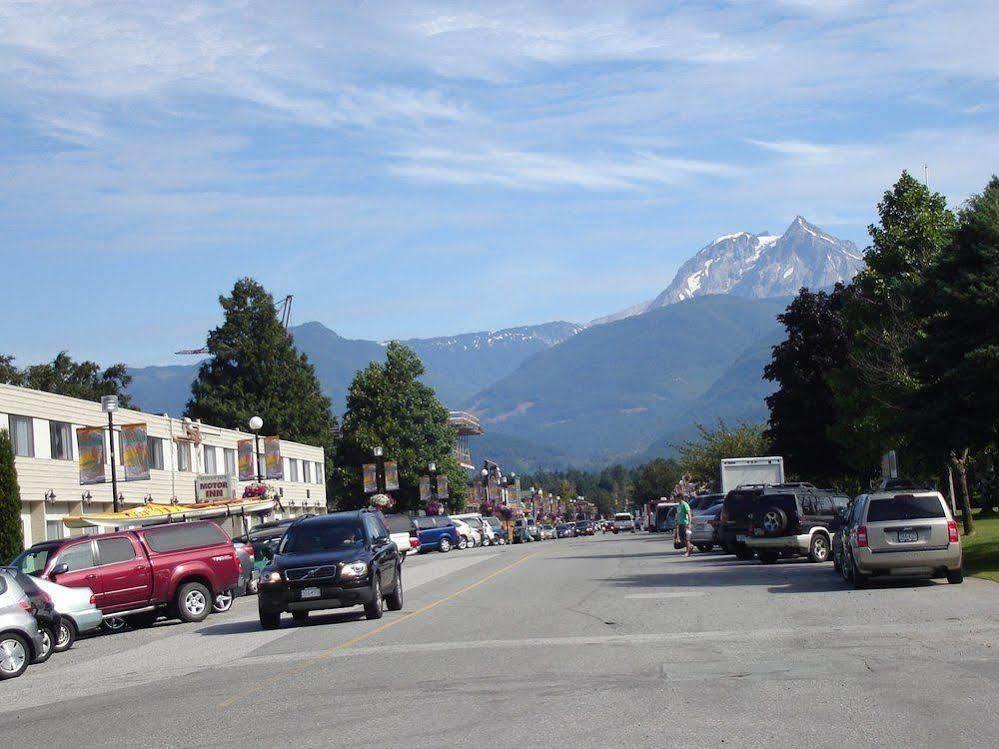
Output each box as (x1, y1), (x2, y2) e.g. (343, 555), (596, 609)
(248, 416), (263, 482)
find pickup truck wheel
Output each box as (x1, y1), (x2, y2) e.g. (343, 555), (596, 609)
(212, 590), (234, 613)
(34, 626), (55, 664)
(809, 534), (831, 563)
(0, 633), (30, 679)
(55, 617), (77, 652)
(438, 537), (452, 553)
(259, 609), (280, 630)
(386, 567), (404, 611)
(365, 577), (384, 620)
(176, 582), (211, 622)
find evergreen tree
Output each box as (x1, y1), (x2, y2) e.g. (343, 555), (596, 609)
(764, 284), (850, 482)
(186, 278), (338, 498)
(332, 342), (465, 513)
(0, 352), (133, 406)
(0, 430), (24, 564)
(831, 171), (956, 472)
(910, 176), (999, 533)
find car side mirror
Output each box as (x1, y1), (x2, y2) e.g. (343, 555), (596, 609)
(51, 563), (69, 577)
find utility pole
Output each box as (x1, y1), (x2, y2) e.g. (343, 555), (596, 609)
(102, 396), (120, 513)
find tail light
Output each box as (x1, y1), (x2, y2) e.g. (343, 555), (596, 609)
(947, 520), (959, 544)
(89, 594), (96, 605)
(19, 599), (33, 613)
(856, 525), (868, 548)
(409, 538), (419, 549)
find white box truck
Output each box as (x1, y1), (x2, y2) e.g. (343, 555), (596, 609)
(720, 456), (785, 494)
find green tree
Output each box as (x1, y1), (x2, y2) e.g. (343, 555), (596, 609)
(674, 420), (769, 485)
(909, 176), (999, 533)
(186, 278), (338, 498)
(333, 342), (465, 513)
(632, 458), (682, 505)
(0, 430), (24, 563)
(831, 172), (956, 472)
(0, 352), (133, 406)
(764, 285), (850, 482)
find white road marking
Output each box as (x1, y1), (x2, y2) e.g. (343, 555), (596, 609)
(624, 591), (707, 599)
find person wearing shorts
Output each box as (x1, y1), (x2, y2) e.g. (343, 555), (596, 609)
(675, 497), (693, 557)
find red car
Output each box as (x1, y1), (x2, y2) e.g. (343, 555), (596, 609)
(13, 521), (240, 627)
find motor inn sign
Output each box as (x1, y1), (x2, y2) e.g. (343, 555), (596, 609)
(196, 474), (237, 503)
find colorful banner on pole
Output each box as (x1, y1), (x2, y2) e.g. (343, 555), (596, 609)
(419, 475), (431, 503)
(237, 439), (255, 481)
(383, 460), (399, 491)
(263, 436), (283, 480)
(120, 423), (150, 481)
(363, 464), (378, 494)
(76, 427), (106, 485)
(436, 474), (449, 499)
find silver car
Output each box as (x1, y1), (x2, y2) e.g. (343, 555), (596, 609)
(844, 490), (963, 587)
(0, 574), (46, 680)
(32, 576), (102, 652)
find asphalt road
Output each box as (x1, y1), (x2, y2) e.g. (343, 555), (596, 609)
(2, 533), (997, 748)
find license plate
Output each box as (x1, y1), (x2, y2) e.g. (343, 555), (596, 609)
(897, 529), (918, 543)
(736, 535), (747, 543)
(300, 587), (321, 599)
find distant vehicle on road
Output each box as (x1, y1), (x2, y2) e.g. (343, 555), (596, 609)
(381, 513), (418, 556)
(720, 456), (785, 495)
(540, 524), (556, 540)
(574, 520), (595, 536)
(13, 521), (241, 627)
(612, 513), (636, 533)
(719, 483), (823, 560)
(744, 491), (850, 564)
(453, 513), (499, 546)
(839, 491), (963, 587)
(414, 515), (460, 553)
(257, 510), (403, 628)
(0, 573), (46, 680)
(512, 518), (533, 543)
(555, 523), (575, 538)
(452, 517), (481, 549)
(690, 504), (724, 552)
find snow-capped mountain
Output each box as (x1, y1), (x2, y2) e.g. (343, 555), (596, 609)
(593, 217), (863, 323)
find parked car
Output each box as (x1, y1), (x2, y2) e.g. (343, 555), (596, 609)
(657, 506), (678, 536)
(453, 513), (498, 546)
(0, 568), (59, 665)
(840, 491), (963, 587)
(555, 523), (575, 538)
(483, 515), (506, 544)
(257, 510), (403, 628)
(512, 518), (533, 543)
(0, 574), (46, 680)
(527, 517), (542, 542)
(13, 520), (241, 627)
(382, 513), (419, 556)
(743, 490), (851, 564)
(414, 515), (460, 553)
(212, 539), (257, 613)
(539, 524), (556, 540)
(453, 518), (481, 549)
(574, 520), (595, 536)
(689, 494), (725, 512)
(612, 512), (636, 533)
(690, 504), (724, 552)
(30, 575), (102, 652)
(720, 483), (826, 560)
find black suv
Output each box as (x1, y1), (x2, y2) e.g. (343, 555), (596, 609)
(720, 483), (831, 560)
(742, 489), (851, 564)
(257, 510), (403, 629)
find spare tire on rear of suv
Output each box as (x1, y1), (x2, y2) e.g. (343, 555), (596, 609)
(760, 507), (789, 536)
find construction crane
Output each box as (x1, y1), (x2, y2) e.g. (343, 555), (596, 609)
(175, 294), (294, 355)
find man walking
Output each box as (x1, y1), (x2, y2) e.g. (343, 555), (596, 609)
(675, 495), (693, 557)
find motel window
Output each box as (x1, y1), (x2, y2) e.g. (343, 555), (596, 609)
(289, 459), (299, 482)
(204, 445), (217, 474)
(10, 415), (34, 457)
(46, 520), (64, 541)
(303, 460), (312, 483)
(224, 448), (236, 476)
(49, 420), (73, 460)
(315, 462), (324, 484)
(176, 442), (192, 472)
(147, 437), (165, 470)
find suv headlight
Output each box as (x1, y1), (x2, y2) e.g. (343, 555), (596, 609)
(262, 570), (282, 584)
(340, 561), (368, 579)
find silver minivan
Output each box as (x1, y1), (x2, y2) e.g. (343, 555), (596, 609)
(0, 574), (46, 680)
(845, 491), (963, 587)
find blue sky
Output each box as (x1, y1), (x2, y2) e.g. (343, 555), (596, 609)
(2, 0), (996, 366)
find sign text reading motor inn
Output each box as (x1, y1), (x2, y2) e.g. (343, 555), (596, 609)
(195, 474), (236, 503)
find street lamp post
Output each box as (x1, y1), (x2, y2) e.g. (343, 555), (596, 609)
(101, 396), (120, 513)
(248, 416), (263, 482)
(373, 445), (386, 493)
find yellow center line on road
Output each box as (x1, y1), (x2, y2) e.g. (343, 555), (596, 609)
(218, 550), (540, 709)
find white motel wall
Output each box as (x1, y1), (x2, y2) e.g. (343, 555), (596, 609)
(0, 383), (327, 546)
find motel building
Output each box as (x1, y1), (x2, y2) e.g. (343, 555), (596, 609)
(0, 383), (326, 546)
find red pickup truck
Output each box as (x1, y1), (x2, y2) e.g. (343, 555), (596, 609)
(12, 521), (240, 626)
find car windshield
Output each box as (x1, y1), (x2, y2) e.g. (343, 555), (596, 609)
(867, 496), (946, 522)
(280, 522), (364, 553)
(11, 545), (56, 576)
(485, 517), (501, 529)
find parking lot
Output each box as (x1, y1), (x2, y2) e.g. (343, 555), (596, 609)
(2, 533), (997, 748)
